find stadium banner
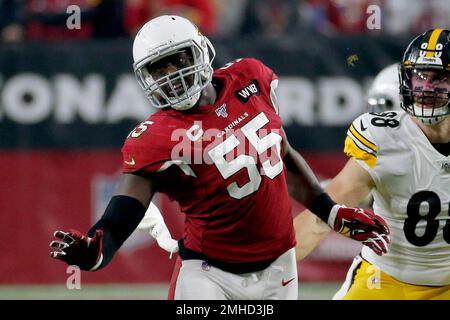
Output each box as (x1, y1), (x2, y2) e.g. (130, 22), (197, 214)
(0, 35), (407, 284)
(0, 35), (410, 150)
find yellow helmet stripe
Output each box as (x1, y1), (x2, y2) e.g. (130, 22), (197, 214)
(426, 28), (444, 57)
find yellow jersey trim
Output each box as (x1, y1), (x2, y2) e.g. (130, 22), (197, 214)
(349, 125), (377, 153)
(344, 136), (377, 169)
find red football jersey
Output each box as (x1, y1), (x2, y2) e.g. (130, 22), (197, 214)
(122, 58), (296, 263)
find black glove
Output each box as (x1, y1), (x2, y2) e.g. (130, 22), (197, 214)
(50, 229), (103, 271)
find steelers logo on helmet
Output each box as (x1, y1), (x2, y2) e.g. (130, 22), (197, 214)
(132, 15), (216, 111)
(399, 28), (450, 125)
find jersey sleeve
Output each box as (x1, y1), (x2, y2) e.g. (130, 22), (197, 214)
(121, 119), (173, 174)
(252, 58), (279, 114)
(239, 58), (280, 114)
(344, 113), (378, 170)
(246, 58), (278, 83)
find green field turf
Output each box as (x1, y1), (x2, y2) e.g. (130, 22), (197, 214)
(0, 282), (342, 300)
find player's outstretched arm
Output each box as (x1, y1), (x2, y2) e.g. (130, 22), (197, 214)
(294, 157), (378, 260)
(294, 211), (331, 261)
(49, 173), (154, 271)
(283, 141), (390, 256)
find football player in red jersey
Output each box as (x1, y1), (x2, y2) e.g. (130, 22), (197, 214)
(49, 15), (389, 300)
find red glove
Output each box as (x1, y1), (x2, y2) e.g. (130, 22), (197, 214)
(329, 206), (390, 256)
(49, 229), (103, 271)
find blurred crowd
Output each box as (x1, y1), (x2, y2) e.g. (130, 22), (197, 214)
(1, 0), (449, 42)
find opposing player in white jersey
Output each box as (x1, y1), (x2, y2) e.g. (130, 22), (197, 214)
(294, 64), (401, 262)
(294, 28), (450, 299)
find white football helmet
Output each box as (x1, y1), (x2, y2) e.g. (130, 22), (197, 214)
(132, 15), (216, 111)
(367, 63), (401, 113)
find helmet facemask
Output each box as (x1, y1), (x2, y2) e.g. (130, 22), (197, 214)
(134, 38), (214, 110)
(400, 66), (450, 125)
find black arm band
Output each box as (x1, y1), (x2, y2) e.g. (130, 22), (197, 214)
(309, 192), (336, 224)
(88, 195), (146, 269)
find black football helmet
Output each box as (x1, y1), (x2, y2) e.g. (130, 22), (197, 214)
(399, 28), (450, 125)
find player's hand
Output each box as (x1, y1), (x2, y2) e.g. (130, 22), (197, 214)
(49, 229), (103, 271)
(329, 206), (390, 256)
(150, 224), (179, 257)
(137, 203), (178, 257)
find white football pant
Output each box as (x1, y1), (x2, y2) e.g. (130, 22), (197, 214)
(174, 247), (298, 300)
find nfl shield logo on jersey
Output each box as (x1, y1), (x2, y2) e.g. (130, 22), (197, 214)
(441, 161), (450, 173)
(215, 104), (228, 118)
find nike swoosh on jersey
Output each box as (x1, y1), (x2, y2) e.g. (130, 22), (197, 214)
(281, 278), (295, 286)
(124, 158), (136, 166)
(360, 119), (368, 131)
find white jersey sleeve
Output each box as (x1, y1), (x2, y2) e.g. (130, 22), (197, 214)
(344, 110), (450, 286)
(344, 111), (402, 185)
